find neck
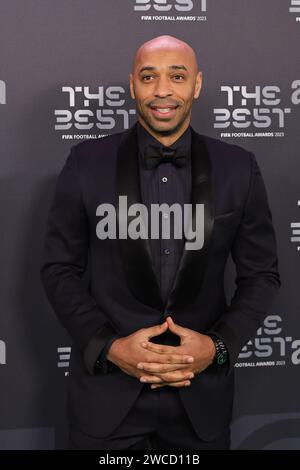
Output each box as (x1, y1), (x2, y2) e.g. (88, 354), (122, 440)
(138, 117), (190, 147)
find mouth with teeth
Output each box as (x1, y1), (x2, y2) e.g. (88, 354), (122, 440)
(149, 104), (179, 119)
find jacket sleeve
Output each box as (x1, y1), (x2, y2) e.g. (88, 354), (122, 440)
(207, 152), (281, 375)
(84, 325), (121, 375)
(40, 144), (119, 374)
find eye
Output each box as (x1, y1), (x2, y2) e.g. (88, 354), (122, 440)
(173, 75), (185, 81)
(142, 75), (154, 81)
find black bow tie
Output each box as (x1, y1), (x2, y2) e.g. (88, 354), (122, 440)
(143, 144), (188, 170)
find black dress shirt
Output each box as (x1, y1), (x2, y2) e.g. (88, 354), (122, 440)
(90, 121), (193, 374)
(136, 120), (192, 304)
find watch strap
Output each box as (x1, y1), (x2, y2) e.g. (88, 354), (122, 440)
(208, 334), (228, 365)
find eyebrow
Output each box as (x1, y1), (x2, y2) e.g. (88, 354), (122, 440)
(138, 65), (188, 74)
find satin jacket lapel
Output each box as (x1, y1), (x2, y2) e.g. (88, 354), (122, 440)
(163, 126), (215, 316)
(116, 122), (214, 314)
(116, 122), (164, 311)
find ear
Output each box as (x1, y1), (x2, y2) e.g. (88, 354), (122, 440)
(129, 73), (135, 100)
(194, 71), (202, 99)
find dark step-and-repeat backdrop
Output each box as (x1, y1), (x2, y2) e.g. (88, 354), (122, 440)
(0, 0), (299, 450)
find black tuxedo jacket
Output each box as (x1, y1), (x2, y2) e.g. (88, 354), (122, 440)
(40, 122), (280, 441)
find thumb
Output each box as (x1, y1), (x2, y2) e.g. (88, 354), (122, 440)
(145, 320), (169, 340)
(166, 316), (187, 338)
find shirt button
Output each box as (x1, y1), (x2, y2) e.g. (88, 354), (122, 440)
(162, 177), (168, 183)
(164, 248), (170, 255)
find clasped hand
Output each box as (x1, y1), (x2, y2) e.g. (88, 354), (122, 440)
(107, 316), (216, 390)
(137, 316), (215, 389)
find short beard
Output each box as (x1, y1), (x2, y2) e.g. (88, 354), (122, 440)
(139, 108), (189, 137)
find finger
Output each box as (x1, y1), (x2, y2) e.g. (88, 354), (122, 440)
(137, 362), (189, 373)
(139, 374), (164, 384)
(140, 342), (194, 364)
(152, 381), (191, 389)
(148, 353), (194, 364)
(141, 342), (178, 354)
(151, 380), (191, 389)
(145, 321), (168, 340)
(140, 370), (194, 384)
(166, 316), (187, 338)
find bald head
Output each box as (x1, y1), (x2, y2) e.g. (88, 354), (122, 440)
(132, 35), (199, 77)
(129, 34), (202, 144)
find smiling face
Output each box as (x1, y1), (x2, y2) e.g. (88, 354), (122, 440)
(129, 36), (202, 145)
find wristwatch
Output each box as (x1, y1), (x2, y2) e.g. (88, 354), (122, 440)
(208, 334), (228, 365)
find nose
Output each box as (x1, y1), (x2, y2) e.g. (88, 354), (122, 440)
(153, 76), (173, 98)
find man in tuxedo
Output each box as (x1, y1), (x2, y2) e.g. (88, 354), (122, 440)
(40, 35), (281, 450)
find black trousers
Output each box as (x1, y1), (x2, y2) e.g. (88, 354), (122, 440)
(68, 385), (231, 450)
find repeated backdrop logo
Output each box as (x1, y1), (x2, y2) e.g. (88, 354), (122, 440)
(213, 80), (300, 139)
(133, 0), (207, 22)
(0, 80), (6, 104)
(0, 340), (6, 365)
(54, 85), (136, 140)
(290, 200), (300, 252)
(289, 0), (300, 22)
(0, 81), (6, 367)
(57, 347), (71, 376)
(236, 315), (300, 369)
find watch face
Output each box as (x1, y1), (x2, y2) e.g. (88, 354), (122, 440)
(217, 352), (228, 365)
